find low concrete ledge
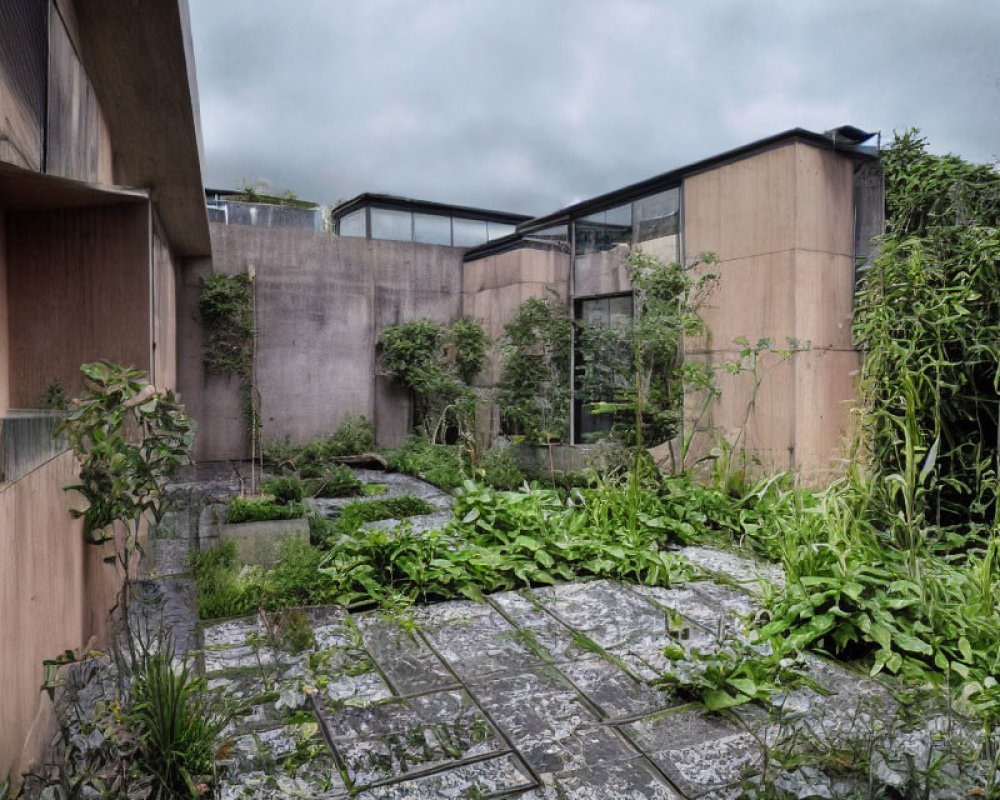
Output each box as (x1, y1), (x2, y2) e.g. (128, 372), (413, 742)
(219, 517), (309, 566)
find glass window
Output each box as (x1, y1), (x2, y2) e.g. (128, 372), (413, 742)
(635, 188), (679, 262)
(338, 208), (367, 238)
(573, 294), (634, 442)
(575, 203), (632, 256)
(487, 222), (517, 241)
(371, 208), (412, 241)
(524, 225), (569, 247)
(452, 218), (489, 247)
(414, 213), (452, 245)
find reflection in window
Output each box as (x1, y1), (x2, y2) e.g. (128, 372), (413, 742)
(453, 218), (489, 247)
(575, 203), (632, 256)
(414, 213), (452, 245)
(635, 188), (679, 262)
(574, 294), (634, 442)
(371, 208), (412, 241)
(338, 209), (366, 238)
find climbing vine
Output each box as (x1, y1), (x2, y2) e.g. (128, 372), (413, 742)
(199, 272), (258, 444)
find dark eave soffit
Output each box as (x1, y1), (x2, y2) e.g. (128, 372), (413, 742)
(331, 192), (532, 226)
(73, 0), (211, 257)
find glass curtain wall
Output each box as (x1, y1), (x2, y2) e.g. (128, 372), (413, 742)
(570, 186), (680, 443)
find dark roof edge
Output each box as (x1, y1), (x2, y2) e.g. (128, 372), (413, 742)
(330, 193), (532, 225)
(463, 233), (569, 262)
(517, 128), (877, 234)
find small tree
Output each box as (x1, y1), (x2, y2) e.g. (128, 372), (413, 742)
(497, 296), (573, 445)
(59, 362), (195, 642)
(578, 251), (718, 466)
(377, 317), (486, 443)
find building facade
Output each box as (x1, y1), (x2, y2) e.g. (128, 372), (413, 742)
(0, 0), (209, 779)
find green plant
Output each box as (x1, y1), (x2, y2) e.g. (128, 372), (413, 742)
(127, 652), (228, 798)
(382, 437), (467, 489)
(478, 447), (526, 490)
(41, 379), (68, 411)
(580, 251), (718, 458)
(260, 475), (305, 505)
(497, 295), (573, 445)
(199, 272), (258, 446)
(378, 318), (485, 442)
(225, 496), (307, 524)
(655, 631), (814, 711)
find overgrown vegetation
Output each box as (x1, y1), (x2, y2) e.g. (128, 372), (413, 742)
(199, 272), (257, 444)
(496, 296), (573, 444)
(377, 317), (486, 442)
(577, 251), (717, 454)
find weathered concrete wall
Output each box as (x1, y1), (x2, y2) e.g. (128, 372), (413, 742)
(682, 141), (860, 483)
(46, 1), (114, 184)
(5, 203), (151, 407)
(0, 451), (121, 782)
(0, 213), (9, 416)
(152, 219), (179, 392)
(183, 225), (466, 460)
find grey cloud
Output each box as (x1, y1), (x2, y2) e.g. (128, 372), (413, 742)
(191, 0), (1000, 213)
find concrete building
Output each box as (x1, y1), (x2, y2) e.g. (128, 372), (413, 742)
(193, 128), (880, 484)
(0, 0), (209, 779)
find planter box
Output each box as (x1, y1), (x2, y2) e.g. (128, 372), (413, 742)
(219, 518), (309, 566)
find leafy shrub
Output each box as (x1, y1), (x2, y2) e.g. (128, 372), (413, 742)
(382, 438), (466, 490)
(260, 476), (304, 505)
(264, 414), (375, 475)
(267, 539), (336, 606)
(128, 653), (228, 798)
(478, 447), (526, 490)
(190, 541), (258, 618)
(496, 296), (573, 443)
(324, 495), (435, 542)
(303, 465), (363, 498)
(225, 496), (306, 524)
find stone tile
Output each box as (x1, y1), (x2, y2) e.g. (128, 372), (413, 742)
(317, 689), (504, 789)
(227, 721), (333, 773)
(204, 644), (276, 674)
(621, 708), (762, 796)
(353, 753), (534, 798)
(469, 665), (637, 773)
(529, 580), (667, 650)
(631, 584), (736, 631)
(489, 590), (592, 662)
(201, 617), (263, 649)
(558, 655), (675, 720)
(415, 599), (547, 678)
(523, 756), (682, 799)
(307, 646), (394, 708)
(218, 768), (347, 799)
(354, 611), (455, 695)
(678, 545), (785, 592)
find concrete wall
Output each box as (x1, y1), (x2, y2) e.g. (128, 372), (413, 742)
(0, 451), (121, 781)
(0, 213), (9, 415)
(182, 225), (466, 461)
(46, 1), (114, 184)
(682, 141), (860, 483)
(5, 203), (151, 407)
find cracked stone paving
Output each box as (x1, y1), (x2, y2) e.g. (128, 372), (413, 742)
(38, 465), (987, 799)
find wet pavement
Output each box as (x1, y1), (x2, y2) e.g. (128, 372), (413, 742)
(37, 464), (990, 799)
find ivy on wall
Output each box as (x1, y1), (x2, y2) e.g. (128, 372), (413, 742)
(199, 272), (258, 443)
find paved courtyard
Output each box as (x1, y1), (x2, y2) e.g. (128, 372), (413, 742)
(40, 467), (982, 799)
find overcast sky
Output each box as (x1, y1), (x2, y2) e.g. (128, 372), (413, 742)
(190, 0), (999, 215)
